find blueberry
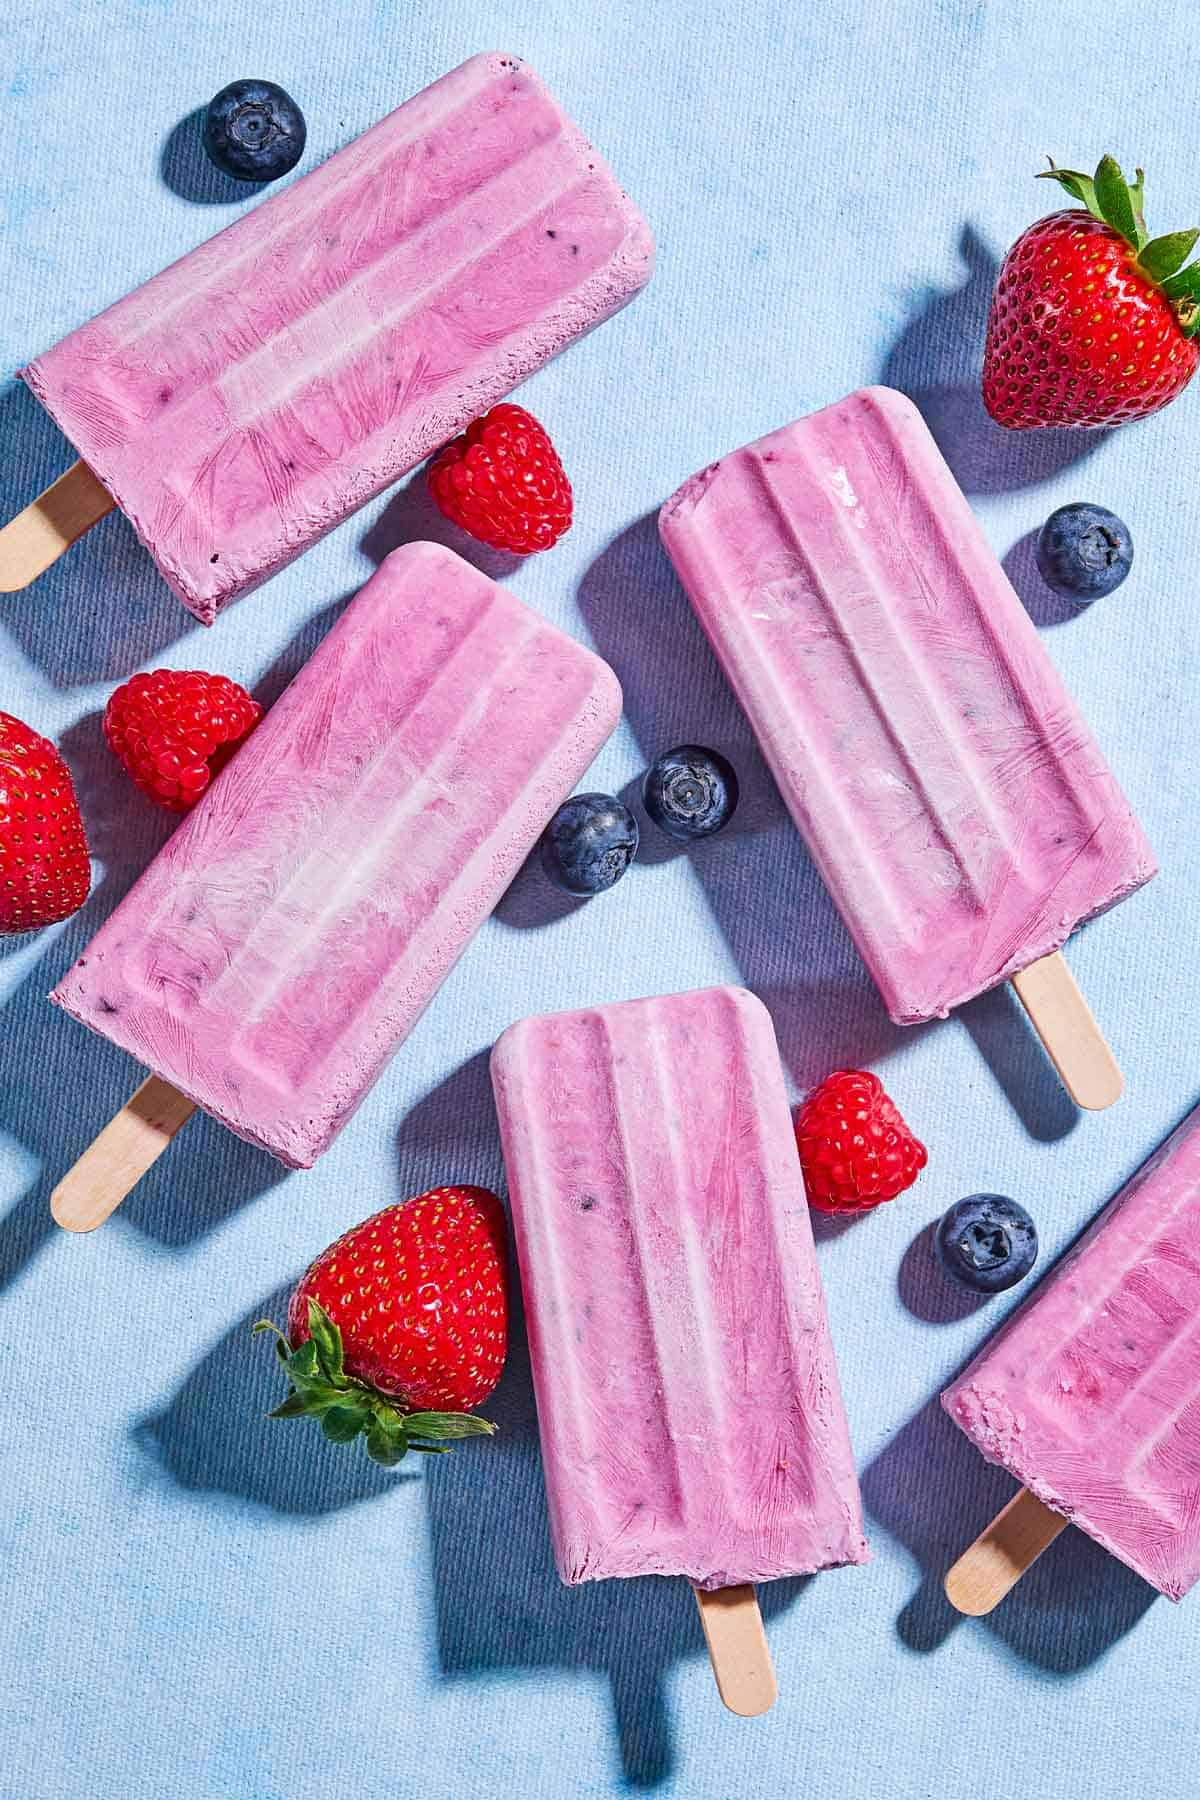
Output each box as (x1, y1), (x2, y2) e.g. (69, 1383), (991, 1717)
(203, 80), (306, 183)
(540, 794), (639, 896)
(642, 745), (739, 841)
(935, 1194), (1038, 1294)
(1034, 503), (1133, 601)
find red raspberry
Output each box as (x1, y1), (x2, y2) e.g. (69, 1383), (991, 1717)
(0, 711), (91, 933)
(795, 1069), (927, 1214)
(427, 404), (573, 554)
(104, 670), (262, 813)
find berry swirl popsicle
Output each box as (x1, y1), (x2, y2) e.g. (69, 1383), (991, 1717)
(2, 54), (653, 620)
(660, 387), (1156, 1108)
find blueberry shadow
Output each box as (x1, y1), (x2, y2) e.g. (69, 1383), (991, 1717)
(578, 513), (919, 1094)
(1002, 528), (1082, 629)
(0, 380), (189, 685)
(493, 856), (590, 930)
(957, 985), (1078, 1144)
(361, 469), (523, 582)
(159, 109), (258, 206)
(880, 225), (1107, 495)
(897, 1221), (994, 1324)
(864, 1384), (1156, 1670)
(135, 1286), (410, 1514)
(426, 1275), (813, 1788)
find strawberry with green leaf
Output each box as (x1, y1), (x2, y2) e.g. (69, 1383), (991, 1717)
(983, 153), (1199, 428)
(255, 1185), (507, 1466)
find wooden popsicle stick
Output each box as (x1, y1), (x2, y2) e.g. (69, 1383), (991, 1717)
(1010, 949), (1123, 1110)
(51, 1076), (195, 1233)
(693, 1584), (777, 1716)
(0, 461), (113, 591)
(944, 1488), (1068, 1616)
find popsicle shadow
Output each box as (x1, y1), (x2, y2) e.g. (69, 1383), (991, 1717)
(0, 379), (190, 685)
(880, 224), (1107, 496)
(159, 109), (259, 206)
(957, 985), (1078, 1144)
(577, 512), (915, 1094)
(425, 1283), (813, 1789)
(361, 468), (523, 582)
(864, 1379), (1156, 1670)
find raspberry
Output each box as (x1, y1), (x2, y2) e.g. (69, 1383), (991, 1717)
(427, 404), (573, 554)
(104, 670), (262, 813)
(795, 1069), (926, 1214)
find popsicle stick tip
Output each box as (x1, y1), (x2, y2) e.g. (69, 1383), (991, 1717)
(1011, 950), (1123, 1111)
(0, 461), (112, 591)
(694, 1584), (778, 1716)
(944, 1488), (1069, 1617)
(49, 1076), (195, 1233)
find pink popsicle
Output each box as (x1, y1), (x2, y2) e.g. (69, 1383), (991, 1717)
(944, 1103), (1200, 1600)
(19, 54), (653, 622)
(659, 387), (1156, 1030)
(52, 542), (621, 1169)
(491, 985), (868, 1589)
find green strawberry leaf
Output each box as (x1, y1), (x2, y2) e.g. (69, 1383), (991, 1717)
(1037, 161), (1099, 216)
(287, 1338), (320, 1383)
(1093, 155), (1142, 248)
(1129, 167), (1148, 243)
(365, 1412), (409, 1467)
(403, 1411), (498, 1441)
(306, 1298), (345, 1386)
(1138, 230), (1200, 284)
(320, 1405), (367, 1444)
(1161, 264), (1200, 336)
(268, 1391), (315, 1420)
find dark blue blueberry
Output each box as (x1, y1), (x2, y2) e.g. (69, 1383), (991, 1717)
(203, 80), (306, 183)
(935, 1194), (1038, 1294)
(540, 793), (638, 896)
(642, 745), (739, 841)
(1034, 503), (1133, 601)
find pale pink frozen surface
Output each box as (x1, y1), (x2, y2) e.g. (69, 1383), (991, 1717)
(22, 53), (653, 623)
(659, 387), (1155, 1025)
(51, 543), (621, 1167)
(491, 985), (868, 1589)
(944, 1105), (1200, 1600)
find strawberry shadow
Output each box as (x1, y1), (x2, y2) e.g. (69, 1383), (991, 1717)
(135, 1286), (409, 1514)
(879, 225), (1109, 495)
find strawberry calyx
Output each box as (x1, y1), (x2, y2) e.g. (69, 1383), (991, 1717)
(1038, 154), (1200, 337)
(253, 1298), (497, 1466)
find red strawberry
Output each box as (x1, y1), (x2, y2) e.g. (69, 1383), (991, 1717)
(427, 403), (573, 554)
(0, 712), (90, 934)
(104, 669), (262, 814)
(984, 154), (1200, 429)
(256, 1186), (508, 1464)
(795, 1069), (927, 1215)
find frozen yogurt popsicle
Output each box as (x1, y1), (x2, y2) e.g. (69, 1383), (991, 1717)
(944, 1103), (1200, 1611)
(50, 542), (621, 1229)
(3, 54), (653, 621)
(659, 386), (1155, 1107)
(491, 984), (867, 1714)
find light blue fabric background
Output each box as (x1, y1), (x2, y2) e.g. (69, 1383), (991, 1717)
(3, 3), (1198, 1795)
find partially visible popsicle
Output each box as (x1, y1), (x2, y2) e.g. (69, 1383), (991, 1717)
(50, 542), (621, 1229)
(944, 1102), (1200, 1612)
(491, 984), (867, 1715)
(659, 386), (1156, 1109)
(3, 54), (653, 620)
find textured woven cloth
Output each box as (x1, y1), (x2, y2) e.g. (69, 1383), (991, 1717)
(2, 2), (1197, 1795)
